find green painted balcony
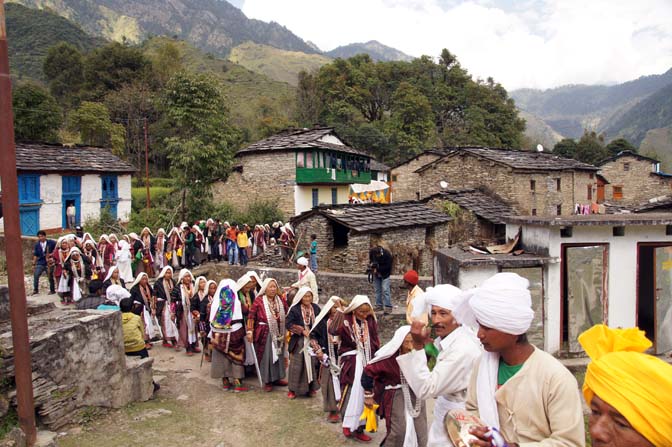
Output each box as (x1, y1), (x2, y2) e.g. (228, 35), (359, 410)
(296, 167), (371, 184)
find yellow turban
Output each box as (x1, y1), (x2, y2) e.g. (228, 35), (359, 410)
(579, 324), (672, 446)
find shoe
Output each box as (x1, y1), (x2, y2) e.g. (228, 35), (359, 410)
(32, 291), (39, 296)
(343, 428), (352, 438)
(274, 379), (288, 386)
(233, 381), (248, 393)
(308, 390), (317, 397)
(353, 432), (372, 443)
(287, 391), (296, 399)
(327, 412), (340, 423)
(192, 346), (201, 353)
(48, 291), (56, 295)
(186, 351), (194, 357)
(145, 343), (153, 350)
(263, 384), (273, 392)
(162, 342), (172, 348)
(222, 379), (231, 390)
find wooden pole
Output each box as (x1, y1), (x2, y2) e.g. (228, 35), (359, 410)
(144, 118), (150, 210)
(0, 2), (37, 444)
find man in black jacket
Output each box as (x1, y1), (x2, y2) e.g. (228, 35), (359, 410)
(32, 230), (56, 295)
(369, 245), (393, 314)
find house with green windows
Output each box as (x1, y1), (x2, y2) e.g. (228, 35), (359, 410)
(213, 127), (377, 217)
(0, 143), (135, 235)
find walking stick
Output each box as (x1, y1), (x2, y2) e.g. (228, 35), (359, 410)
(199, 333), (206, 368)
(248, 342), (264, 387)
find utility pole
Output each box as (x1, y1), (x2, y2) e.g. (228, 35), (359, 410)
(0, 1), (37, 445)
(144, 118), (150, 210)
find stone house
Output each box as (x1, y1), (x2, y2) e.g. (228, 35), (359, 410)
(423, 188), (517, 245)
(0, 143), (134, 235)
(212, 127), (375, 218)
(291, 202), (452, 276)
(389, 149), (449, 201)
(597, 150), (672, 206)
(435, 213), (672, 356)
(414, 147), (598, 217)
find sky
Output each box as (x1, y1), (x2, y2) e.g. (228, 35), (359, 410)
(235, 0), (672, 91)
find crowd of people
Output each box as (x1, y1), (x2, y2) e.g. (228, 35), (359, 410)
(30, 225), (671, 447)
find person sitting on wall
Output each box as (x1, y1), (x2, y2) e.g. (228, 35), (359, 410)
(120, 297), (160, 393)
(76, 280), (106, 310)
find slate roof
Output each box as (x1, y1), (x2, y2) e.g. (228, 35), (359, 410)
(415, 146), (599, 173)
(423, 189), (516, 224)
(598, 150), (660, 166)
(391, 148), (450, 169)
(632, 196), (672, 213)
(370, 159), (391, 172)
(237, 127), (370, 157)
(292, 201), (452, 233)
(15, 143), (136, 173)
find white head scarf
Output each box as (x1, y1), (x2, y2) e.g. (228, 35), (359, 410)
(99, 234), (111, 245)
(104, 265), (120, 282)
(311, 296), (342, 334)
(257, 278), (279, 297)
(195, 276), (208, 293)
(205, 279), (218, 295)
(178, 269), (194, 284)
(412, 284), (468, 324)
(297, 257), (309, 267)
(106, 284), (130, 305)
(459, 272), (533, 335)
(235, 272), (257, 294)
(130, 272), (149, 290)
(343, 295), (374, 319)
(157, 228), (166, 237)
(65, 247), (82, 262)
(157, 265), (173, 279)
(369, 325), (411, 364)
(289, 286), (313, 310)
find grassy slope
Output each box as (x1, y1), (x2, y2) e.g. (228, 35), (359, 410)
(143, 37), (297, 133)
(229, 41), (331, 86)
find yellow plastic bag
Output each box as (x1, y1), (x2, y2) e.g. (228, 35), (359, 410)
(360, 404), (379, 433)
(177, 248), (183, 257)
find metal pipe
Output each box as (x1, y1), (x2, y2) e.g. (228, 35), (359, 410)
(0, 2), (37, 444)
(144, 118), (150, 210)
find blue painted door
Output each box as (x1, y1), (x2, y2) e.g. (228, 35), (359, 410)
(62, 176), (81, 228)
(100, 175), (119, 219)
(18, 174), (41, 235)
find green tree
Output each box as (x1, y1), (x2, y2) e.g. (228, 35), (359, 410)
(148, 40), (184, 87)
(43, 42), (85, 108)
(605, 137), (637, 156)
(160, 71), (241, 221)
(83, 42), (151, 100)
(575, 131), (608, 165)
(385, 82), (436, 161)
(67, 101), (125, 154)
(12, 82), (63, 142)
(553, 138), (578, 159)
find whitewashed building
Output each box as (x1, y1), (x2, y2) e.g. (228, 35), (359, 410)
(0, 143), (135, 235)
(435, 213), (672, 356)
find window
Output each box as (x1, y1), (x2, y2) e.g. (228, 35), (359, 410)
(666, 225), (672, 236)
(296, 152), (305, 168)
(556, 178), (562, 191)
(613, 226), (625, 237)
(530, 179), (536, 191)
(560, 227), (573, 238)
(623, 162), (630, 172)
(587, 185), (592, 200)
(306, 151), (313, 168)
(333, 222), (349, 247)
(331, 188), (338, 205)
(312, 188), (319, 208)
(613, 186), (623, 200)
(557, 205), (562, 215)
(532, 208), (537, 216)
(589, 173), (594, 179)
(392, 175), (398, 182)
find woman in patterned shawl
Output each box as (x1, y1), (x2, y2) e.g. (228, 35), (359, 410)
(246, 278), (288, 392)
(209, 279), (248, 392)
(170, 269), (200, 355)
(286, 286), (321, 399)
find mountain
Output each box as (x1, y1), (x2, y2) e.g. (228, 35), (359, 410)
(640, 127), (672, 172)
(6, 0), (318, 56)
(229, 41), (331, 85)
(511, 68), (672, 140)
(5, 3), (104, 81)
(518, 109), (563, 150)
(325, 40), (413, 62)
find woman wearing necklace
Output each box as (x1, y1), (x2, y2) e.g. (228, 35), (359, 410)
(63, 247), (92, 305)
(194, 279), (217, 362)
(171, 269), (201, 355)
(286, 286), (321, 399)
(129, 272), (156, 350)
(191, 276), (209, 354)
(155, 266), (178, 348)
(361, 325), (428, 447)
(329, 295), (381, 443)
(97, 235), (115, 279)
(53, 237), (72, 304)
(103, 265), (126, 292)
(82, 240), (98, 276)
(246, 278), (289, 392)
(236, 271), (262, 372)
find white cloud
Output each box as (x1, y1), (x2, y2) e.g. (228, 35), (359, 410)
(240, 0), (672, 90)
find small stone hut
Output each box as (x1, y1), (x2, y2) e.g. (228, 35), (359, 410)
(291, 202), (452, 276)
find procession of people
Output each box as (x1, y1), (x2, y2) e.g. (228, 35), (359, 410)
(30, 222), (672, 447)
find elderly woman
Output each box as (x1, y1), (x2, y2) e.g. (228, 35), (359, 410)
(155, 266), (177, 348)
(209, 279), (248, 392)
(329, 295), (380, 442)
(97, 234), (115, 279)
(103, 265), (125, 292)
(286, 286), (321, 399)
(166, 227), (183, 269)
(63, 247), (92, 304)
(154, 228), (167, 272)
(235, 271), (261, 369)
(53, 237), (71, 304)
(171, 269), (200, 355)
(246, 278), (288, 392)
(193, 279), (217, 361)
(81, 240), (98, 276)
(129, 272), (156, 350)
(579, 324), (672, 447)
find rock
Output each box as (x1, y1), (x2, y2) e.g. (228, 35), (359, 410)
(176, 394), (189, 401)
(152, 375), (166, 384)
(34, 431), (58, 447)
(0, 427), (25, 447)
(132, 408), (172, 421)
(0, 394), (9, 418)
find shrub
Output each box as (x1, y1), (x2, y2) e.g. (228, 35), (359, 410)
(237, 199), (284, 225)
(131, 186), (173, 212)
(83, 208), (126, 235)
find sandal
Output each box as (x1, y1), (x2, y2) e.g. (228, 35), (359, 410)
(222, 379), (231, 390)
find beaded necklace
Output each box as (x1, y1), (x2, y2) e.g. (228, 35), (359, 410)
(352, 316), (372, 363)
(401, 372), (422, 418)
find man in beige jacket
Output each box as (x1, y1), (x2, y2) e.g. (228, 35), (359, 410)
(457, 273), (585, 447)
(291, 256), (318, 302)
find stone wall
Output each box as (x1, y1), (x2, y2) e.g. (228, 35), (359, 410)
(418, 153), (594, 216)
(0, 288), (154, 430)
(599, 155), (672, 205)
(390, 153), (442, 202)
(425, 197), (498, 245)
(211, 151), (297, 220)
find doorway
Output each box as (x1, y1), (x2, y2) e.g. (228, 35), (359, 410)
(637, 244), (672, 354)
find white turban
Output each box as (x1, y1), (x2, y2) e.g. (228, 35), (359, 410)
(460, 272), (533, 335)
(106, 284), (130, 305)
(411, 284), (465, 322)
(297, 257), (309, 267)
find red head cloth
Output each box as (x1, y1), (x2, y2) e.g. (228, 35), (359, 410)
(403, 270), (419, 286)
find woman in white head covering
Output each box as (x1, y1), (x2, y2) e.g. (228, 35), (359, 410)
(190, 276), (210, 354)
(166, 227), (183, 269)
(329, 295), (381, 442)
(63, 247), (92, 304)
(53, 237), (71, 303)
(129, 272), (156, 349)
(286, 287), (321, 399)
(115, 239), (134, 284)
(97, 234), (115, 278)
(236, 272), (261, 367)
(108, 233), (120, 250)
(103, 265), (126, 291)
(246, 278), (289, 392)
(170, 269), (200, 355)
(155, 266), (177, 347)
(98, 284), (131, 310)
(209, 279), (248, 392)
(81, 239), (98, 273)
(362, 325), (428, 447)
(154, 228), (167, 272)
(196, 279), (218, 361)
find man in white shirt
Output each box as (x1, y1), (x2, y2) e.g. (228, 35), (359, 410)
(397, 284), (481, 446)
(291, 256), (318, 302)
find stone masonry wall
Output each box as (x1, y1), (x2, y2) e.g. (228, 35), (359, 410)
(599, 155), (672, 205)
(390, 153), (442, 202)
(418, 153), (594, 216)
(211, 151), (297, 219)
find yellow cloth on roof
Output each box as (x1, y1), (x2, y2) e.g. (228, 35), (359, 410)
(579, 324), (672, 446)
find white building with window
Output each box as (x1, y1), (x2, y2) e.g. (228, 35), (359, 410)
(0, 143), (135, 235)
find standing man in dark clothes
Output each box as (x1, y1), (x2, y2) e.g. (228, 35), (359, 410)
(32, 230), (56, 295)
(369, 245), (393, 314)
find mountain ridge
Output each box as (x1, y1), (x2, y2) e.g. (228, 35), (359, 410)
(325, 40), (413, 62)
